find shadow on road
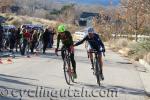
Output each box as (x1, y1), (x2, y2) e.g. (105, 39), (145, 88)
(0, 96), (19, 100)
(0, 74), (38, 86)
(73, 82), (147, 96)
(0, 74), (38, 81)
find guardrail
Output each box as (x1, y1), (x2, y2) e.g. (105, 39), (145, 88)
(112, 34), (150, 40)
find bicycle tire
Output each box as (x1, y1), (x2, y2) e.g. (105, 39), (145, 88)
(63, 57), (71, 85)
(95, 58), (101, 86)
(67, 58), (75, 83)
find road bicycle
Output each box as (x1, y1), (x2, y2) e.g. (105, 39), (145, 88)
(56, 48), (75, 85)
(89, 49), (105, 86)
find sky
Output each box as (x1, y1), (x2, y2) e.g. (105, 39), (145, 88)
(52, 0), (120, 6)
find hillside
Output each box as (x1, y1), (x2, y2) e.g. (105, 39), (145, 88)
(0, 13), (59, 27)
(0, 13), (79, 33)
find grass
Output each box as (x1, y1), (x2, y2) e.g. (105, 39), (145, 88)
(0, 13), (78, 33)
(109, 39), (150, 63)
(128, 40), (150, 61)
(0, 13), (59, 28)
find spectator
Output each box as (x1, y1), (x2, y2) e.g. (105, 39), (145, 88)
(51, 28), (56, 47)
(9, 28), (16, 53)
(0, 24), (3, 52)
(36, 29), (43, 51)
(15, 28), (21, 52)
(47, 27), (53, 48)
(22, 29), (31, 55)
(43, 28), (50, 54)
(30, 30), (38, 53)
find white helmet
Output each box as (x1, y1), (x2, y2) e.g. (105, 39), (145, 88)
(88, 27), (94, 33)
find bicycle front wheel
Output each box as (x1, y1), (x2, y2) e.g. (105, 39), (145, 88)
(63, 59), (72, 85)
(94, 58), (101, 86)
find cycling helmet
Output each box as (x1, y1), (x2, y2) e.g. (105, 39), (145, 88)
(88, 27), (94, 33)
(57, 24), (66, 33)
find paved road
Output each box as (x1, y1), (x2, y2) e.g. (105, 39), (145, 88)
(0, 44), (149, 100)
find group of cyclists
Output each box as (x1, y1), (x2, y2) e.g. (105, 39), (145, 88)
(55, 25), (105, 80)
(0, 23), (105, 81)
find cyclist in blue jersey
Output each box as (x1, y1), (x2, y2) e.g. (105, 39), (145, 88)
(74, 28), (105, 80)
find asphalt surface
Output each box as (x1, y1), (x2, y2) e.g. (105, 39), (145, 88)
(0, 44), (149, 100)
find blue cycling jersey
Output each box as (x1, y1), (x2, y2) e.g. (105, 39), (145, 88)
(75, 33), (105, 51)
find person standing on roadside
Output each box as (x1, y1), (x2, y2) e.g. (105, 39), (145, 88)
(9, 28), (16, 53)
(15, 28), (21, 52)
(51, 28), (56, 48)
(30, 30), (38, 54)
(22, 29), (31, 56)
(43, 28), (50, 54)
(36, 29), (43, 52)
(0, 24), (3, 52)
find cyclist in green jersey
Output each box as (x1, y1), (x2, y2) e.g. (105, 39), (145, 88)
(55, 24), (77, 79)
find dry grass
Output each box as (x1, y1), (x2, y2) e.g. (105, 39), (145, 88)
(115, 39), (128, 49)
(108, 39), (129, 50)
(108, 39), (150, 63)
(0, 13), (78, 32)
(0, 13), (59, 28)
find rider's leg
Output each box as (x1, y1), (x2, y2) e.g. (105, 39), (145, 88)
(61, 50), (65, 60)
(98, 54), (103, 74)
(70, 53), (76, 73)
(87, 44), (94, 67)
(88, 49), (94, 69)
(70, 53), (77, 78)
(98, 53), (104, 80)
(89, 52), (94, 64)
(61, 46), (65, 60)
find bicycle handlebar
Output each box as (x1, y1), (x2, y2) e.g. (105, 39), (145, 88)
(55, 48), (68, 56)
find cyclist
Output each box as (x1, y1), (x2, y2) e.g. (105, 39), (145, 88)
(74, 27), (105, 80)
(55, 24), (77, 79)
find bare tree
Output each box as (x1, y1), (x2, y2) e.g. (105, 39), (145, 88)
(121, 0), (147, 41)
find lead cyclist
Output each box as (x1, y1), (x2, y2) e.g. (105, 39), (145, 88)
(55, 24), (77, 79)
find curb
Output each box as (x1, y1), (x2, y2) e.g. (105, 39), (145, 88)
(138, 59), (150, 97)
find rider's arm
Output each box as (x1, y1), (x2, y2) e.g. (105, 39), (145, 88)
(96, 34), (105, 51)
(56, 34), (60, 49)
(74, 35), (88, 46)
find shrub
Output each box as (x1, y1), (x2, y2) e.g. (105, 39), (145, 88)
(115, 39), (129, 49)
(129, 40), (150, 61)
(10, 19), (22, 27)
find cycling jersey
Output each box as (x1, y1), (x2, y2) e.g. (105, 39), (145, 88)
(75, 33), (105, 52)
(57, 31), (73, 49)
